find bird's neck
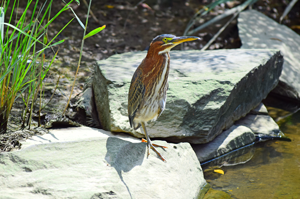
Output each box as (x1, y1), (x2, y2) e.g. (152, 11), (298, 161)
(145, 50), (170, 67)
(142, 51), (170, 83)
(146, 46), (170, 59)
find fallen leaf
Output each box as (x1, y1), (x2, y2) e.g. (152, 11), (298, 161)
(270, 38), (282, 42)
(291, 25), (300, 30)
(214, 169), (224, 175)
(105, 5), (114, 9)
(139, 3), (153, 11)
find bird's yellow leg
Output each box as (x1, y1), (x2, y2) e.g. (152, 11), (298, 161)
(141, 122), (166, 162)
(141, 138), (167, 148)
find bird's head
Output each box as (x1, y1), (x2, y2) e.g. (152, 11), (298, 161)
(148, 34), (200, 55)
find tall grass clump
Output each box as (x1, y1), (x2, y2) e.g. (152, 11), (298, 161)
(0, 0), (75, 134)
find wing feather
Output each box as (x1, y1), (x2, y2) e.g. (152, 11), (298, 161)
(128, 67), (145, 129)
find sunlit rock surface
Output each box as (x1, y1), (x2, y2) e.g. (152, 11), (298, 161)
(236, 114), (281, 138)
(236, 103), (282, 139)
(238, 10), (300, 101)
(0, 126), (206, 199)
(93, 49), (283, 144)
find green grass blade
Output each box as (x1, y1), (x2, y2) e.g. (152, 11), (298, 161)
(3, 23), (46, 46)
(36, 39), (64, 54)
(84, 25), (106, 40)
(37, 0), (74, 36)
(0, 7), (4, 44)
(36, 17), (74, 54)
(68, 6), (85, 29)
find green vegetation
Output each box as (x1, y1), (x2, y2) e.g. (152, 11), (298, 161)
(0, 0), (105, 135)
(0, 0), (69, 134)
(62, 0), (106, 114)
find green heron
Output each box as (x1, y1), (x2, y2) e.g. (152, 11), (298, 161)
(128, 34), (200, 162)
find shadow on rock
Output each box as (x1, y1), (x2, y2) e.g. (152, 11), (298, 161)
(105, 137), (145, 198)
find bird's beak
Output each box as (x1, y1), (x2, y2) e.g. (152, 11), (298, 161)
(170, 36), (200, 45)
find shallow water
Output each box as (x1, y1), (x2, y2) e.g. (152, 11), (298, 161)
(203, 107), (300, 199)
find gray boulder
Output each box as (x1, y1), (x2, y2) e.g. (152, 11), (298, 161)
(193, 103), (283, 162)
(238, 10), (300, 101)
(236, 114), (281, 138)
(0, 126), (207, 199)
(93, 49), (283, 144)
(193, 124), (255, 162)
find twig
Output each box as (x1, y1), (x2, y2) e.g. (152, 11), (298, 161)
(187, 0), (257, 36)
(187, 6), (241, 36)
(276, 107), (300, 122)
(201, 12), (238, 51)
(123, 0), (146, 29)
(200, 0), (257, 51)
(183, 7), (207, 36)
(280, 0), (298, 23)
(39, 75), (61, 112)
(82, 0), (101, 25)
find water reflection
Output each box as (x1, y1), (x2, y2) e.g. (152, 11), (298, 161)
(201, 142), (255, 168)
(202, 107), (300, 198)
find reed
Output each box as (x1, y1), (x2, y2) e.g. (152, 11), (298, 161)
(0, 0), (74, 134)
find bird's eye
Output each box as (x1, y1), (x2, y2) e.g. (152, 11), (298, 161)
(163, 38), (172, 43)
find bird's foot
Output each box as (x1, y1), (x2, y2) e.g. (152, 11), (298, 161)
(141, 138), (167, 162)
(141, 138), (167, 148)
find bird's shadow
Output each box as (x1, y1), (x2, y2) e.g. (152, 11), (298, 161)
(105, 137), (145, 198)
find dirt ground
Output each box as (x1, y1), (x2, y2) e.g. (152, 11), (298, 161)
(1, 0), (300, 151)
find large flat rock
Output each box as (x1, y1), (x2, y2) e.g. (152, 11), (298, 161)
(93, 49), (283, 144)
(238, 10), (300, 101)
(0, 126), (206, 199)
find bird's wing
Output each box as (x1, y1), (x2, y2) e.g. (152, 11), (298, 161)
(128, 67), (145, 129)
